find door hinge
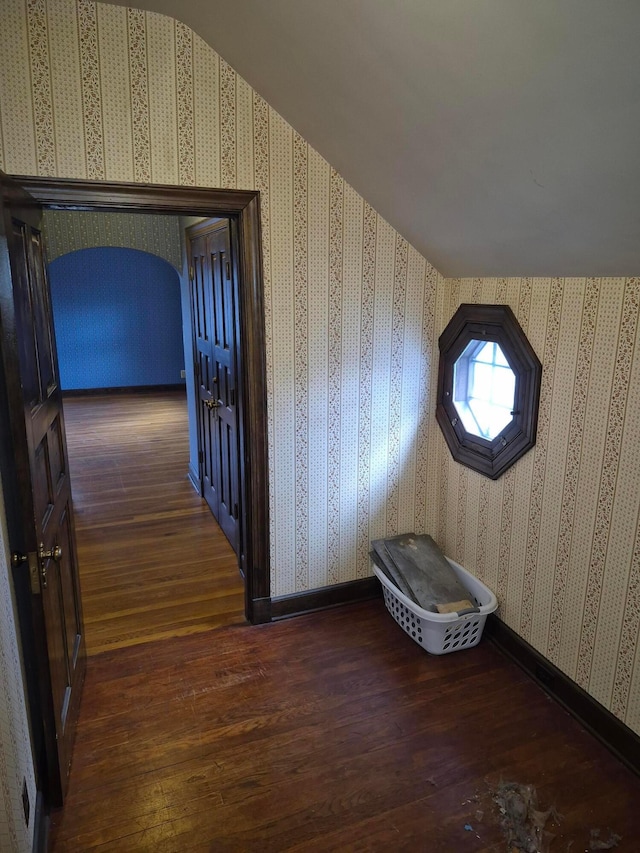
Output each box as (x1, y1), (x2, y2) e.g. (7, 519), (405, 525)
(189, 265), (195, 281)
(226, 261), (231, 280)
(229, 388), (235, 407)
(234, 503), (239, 520)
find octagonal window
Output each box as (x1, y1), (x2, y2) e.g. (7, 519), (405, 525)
(453, 340), (516, 440)
(436, 304), (542, 479)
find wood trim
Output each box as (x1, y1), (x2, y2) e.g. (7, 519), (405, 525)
(186, 217), (227, 240)
(15, 176), (258, 214)
(271, 577), (382, 621)
(249, 597), (272, 624)
(436, 304), (542, 480)
(12, 176), (270, 624)
(62, 384), (186, 396)
(485, 615), (640, 778)
(31, 790), (49, 853)
(235, 193), (270, 616)
(187, 464), (201, 495)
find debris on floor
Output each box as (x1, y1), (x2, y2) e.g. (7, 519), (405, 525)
(492, 781), (559, 853)
(471, 779), (624, 852)
(589, 828), (622, 850)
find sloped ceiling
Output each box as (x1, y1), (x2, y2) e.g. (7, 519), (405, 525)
(111, 0), (640, 276)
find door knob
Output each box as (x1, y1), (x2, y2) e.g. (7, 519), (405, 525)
(39, 543), (63, 562)
(204, 397), (219, 410)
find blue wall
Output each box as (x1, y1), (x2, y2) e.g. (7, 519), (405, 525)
(49, 247), (185, 390)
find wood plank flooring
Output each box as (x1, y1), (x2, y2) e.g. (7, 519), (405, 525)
(49, 602), (640, 851)
(63, 390), (245, 656)
(53, 390), (640, 851)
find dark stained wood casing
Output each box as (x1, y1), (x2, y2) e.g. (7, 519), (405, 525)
(436, 303), (542, 479)
(13, 175), (270, 623)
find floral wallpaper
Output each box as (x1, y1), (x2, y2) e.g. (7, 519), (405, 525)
(0, 6), (440, 841)
(0, 479), (36, 853)
(436, 277), (640, 735)
(0, 5), (639, 845)
(1, 0), (441, 589)
(42, 210), (183, 270)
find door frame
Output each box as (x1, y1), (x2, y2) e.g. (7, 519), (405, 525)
(12, 174), (272, 625)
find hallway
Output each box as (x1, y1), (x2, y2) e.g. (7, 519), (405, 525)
(63, 390), (245, 655)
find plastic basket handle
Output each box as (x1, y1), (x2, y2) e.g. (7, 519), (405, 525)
(456, 605), (481, 616)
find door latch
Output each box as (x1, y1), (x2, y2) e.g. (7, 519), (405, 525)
(38, 543), (63, 590)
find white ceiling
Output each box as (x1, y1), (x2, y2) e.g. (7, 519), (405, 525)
(112, 0), (640, 276)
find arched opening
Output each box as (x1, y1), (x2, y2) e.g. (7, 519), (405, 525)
(49, 247), (184, 391)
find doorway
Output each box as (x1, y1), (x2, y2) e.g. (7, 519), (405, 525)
(45, 238), (245, 654)
(17, 175), (271, 624)
(0, 175), (270, 808)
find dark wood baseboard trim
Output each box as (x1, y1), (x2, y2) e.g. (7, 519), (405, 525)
(485, 615), (640, 777)
(271, 577), (382, 621)
(187, 465), (201, 494)
(248, 596), (271, 624)
(32, 790), (49, 853)
(62, 384), (186, 396)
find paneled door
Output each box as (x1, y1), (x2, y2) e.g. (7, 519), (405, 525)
(0, 173), (85, 805)
(187, 220), (240, 554)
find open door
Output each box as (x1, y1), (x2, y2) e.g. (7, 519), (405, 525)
(9, 174), (270, 627)
(187, 219), (240, 555)
(0, 173), (85, 805)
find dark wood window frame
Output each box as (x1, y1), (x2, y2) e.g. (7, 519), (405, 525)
(13, 175), (271, 623)
(436, 303), (542, 480)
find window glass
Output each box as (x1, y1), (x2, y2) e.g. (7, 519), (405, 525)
(453, 340), (516, 440)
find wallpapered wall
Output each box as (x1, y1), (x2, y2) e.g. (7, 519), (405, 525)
(0, 0), (441, 593)
(42, 210), (183, 270)
(0, 475), (36, 853)
(0, 4), (639, 846)
(0, 4), (440, 843)
(435, 277), (640, 735)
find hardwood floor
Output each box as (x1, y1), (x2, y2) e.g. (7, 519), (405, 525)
(63, 390), (245, 656)
(53, 390), (639, 851)
(49, 601), (640, 851)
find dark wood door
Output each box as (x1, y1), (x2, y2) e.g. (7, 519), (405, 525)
(188, 220), (240, 554)
(0, 174), (85, 805)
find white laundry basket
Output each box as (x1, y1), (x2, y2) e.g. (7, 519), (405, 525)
(373, 557), (498, 655)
